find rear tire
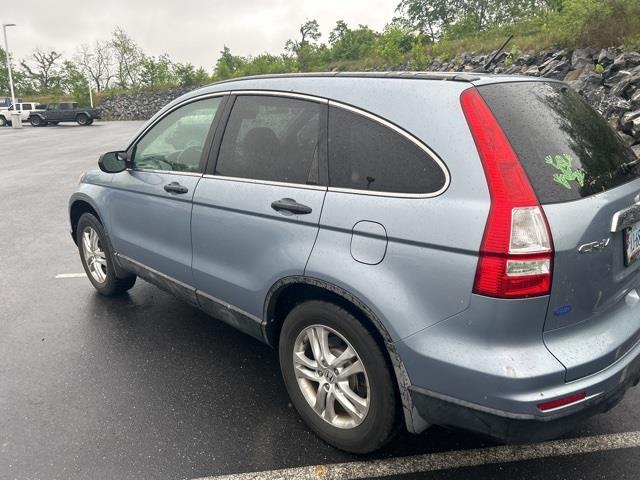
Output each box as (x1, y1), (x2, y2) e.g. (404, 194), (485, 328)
(279, 300), (399, 453)
(76, 213), (136, 296)
(76, 113), (90, 125)
(30, 116), (46, 127)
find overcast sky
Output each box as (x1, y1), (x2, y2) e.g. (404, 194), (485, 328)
(3, 0), (398, 70)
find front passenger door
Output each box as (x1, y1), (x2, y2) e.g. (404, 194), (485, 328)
(106, 95), (226, 287)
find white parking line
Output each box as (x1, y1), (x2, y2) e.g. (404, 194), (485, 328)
(193, 431), (640, 480)
(55, 273), (86, 278)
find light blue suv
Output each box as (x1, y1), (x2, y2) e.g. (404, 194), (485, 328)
(69, 73), (640, 453)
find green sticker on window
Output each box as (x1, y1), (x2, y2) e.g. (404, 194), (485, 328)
(544, 154), (585, 190)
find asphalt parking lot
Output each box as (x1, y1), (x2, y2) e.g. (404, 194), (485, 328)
(1, 121), (640, 480)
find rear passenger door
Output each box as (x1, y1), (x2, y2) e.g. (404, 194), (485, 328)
(191, 93), (328, 334)
(305, 103), (459, 340)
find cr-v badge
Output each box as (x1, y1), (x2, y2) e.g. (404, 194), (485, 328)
(578, 238), (611, 253)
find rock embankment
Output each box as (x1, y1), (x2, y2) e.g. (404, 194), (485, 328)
(432, 46), (640, 157)
(99, 47), (640, 158)
(99, 86), (194, 121)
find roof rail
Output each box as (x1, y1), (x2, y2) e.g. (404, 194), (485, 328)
(206, 71), (481, 87)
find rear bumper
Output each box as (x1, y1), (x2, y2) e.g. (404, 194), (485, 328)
(410, 362), (640, 442)
(396, 294), (640, 440)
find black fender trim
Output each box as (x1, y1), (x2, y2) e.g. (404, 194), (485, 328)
(263, 275), (429, 434)
(69, 193), (129, 279)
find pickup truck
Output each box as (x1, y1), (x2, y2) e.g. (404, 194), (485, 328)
(29, 102), (101, 127)
(0, 102), (46, 127)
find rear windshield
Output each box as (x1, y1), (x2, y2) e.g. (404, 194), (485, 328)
(478, 82), (639, 203)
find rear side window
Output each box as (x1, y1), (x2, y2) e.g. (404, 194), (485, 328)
(479, 82), (639, 203)
(216, 95), (323, 185)
(22, 104), (32, 111)
(328, 106), (446, 195)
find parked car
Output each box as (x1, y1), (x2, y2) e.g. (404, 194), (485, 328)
(0, 102), (46, 126)
(30, 101), (100, 126)
(69, 73), (640, 453)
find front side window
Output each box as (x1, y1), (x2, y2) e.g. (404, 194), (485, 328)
(216, 95), (323, 185)
(328, 107), (447, 195)
(48, 104), (59, 111)
(132, 97), (222, 173)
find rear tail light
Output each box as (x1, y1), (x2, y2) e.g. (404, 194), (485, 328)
(461, 88), (553, 299)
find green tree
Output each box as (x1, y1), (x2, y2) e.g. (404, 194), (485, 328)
(329, 20), (377, 60)
(285, 19), (322, 71)
(111, 27), (144, 88)
(395, 0), (454, 41)
(140, 53), (175, 88)
(60, 60), (90, 104)
(0, 47), (9, 96)
(213, 46), (246, 80)
(173, 62), (210, 86)
(192, 67), (211, 85)
(375, 24), (415, 66)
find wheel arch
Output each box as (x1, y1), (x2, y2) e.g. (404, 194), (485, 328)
(263, 276), (428, 434)
(69, 197), (103, 243)
(69, 195), (130, 279)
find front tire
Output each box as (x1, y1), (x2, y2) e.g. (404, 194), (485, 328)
(76, 213), (136, 296)
(279, 300), (399, 453)
(0, 116), (7, 127)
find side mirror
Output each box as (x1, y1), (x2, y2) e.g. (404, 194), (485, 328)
(98, 151), (129, 173)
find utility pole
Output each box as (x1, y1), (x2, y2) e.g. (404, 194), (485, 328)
(2, 23), (20, 128)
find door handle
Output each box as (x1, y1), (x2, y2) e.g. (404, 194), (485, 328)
(271, 198), (312, 215)
(164, 182), (189, 194)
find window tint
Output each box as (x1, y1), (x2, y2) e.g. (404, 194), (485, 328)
(479, 82), (639, 203)
(328, 107), (446, 194)
(22, 104), (32, 111)
(133, 97), (221, 173)
(216, 95), (323, 185)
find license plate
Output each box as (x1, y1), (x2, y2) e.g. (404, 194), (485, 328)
(624, 222), (640, 266)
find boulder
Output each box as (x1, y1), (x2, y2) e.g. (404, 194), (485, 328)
(614, 52), (640, 69)
(567, 72), (602, 93)
(609, 67), (640, 98)
(541, 59), (570, 79)
(618, 131), (636, 146)
(597, 48), (617, 67)
(620, 109), (640, 136)
(584, 86), (631, 121)
(571, 48), (595, 69)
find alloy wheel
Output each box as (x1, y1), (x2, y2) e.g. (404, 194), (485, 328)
(293, 324), (370, 429)
(82, 226), (107, 283)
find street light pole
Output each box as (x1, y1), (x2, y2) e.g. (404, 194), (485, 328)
(2, 23), (17, 110)
(88, 80), (93, 108)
